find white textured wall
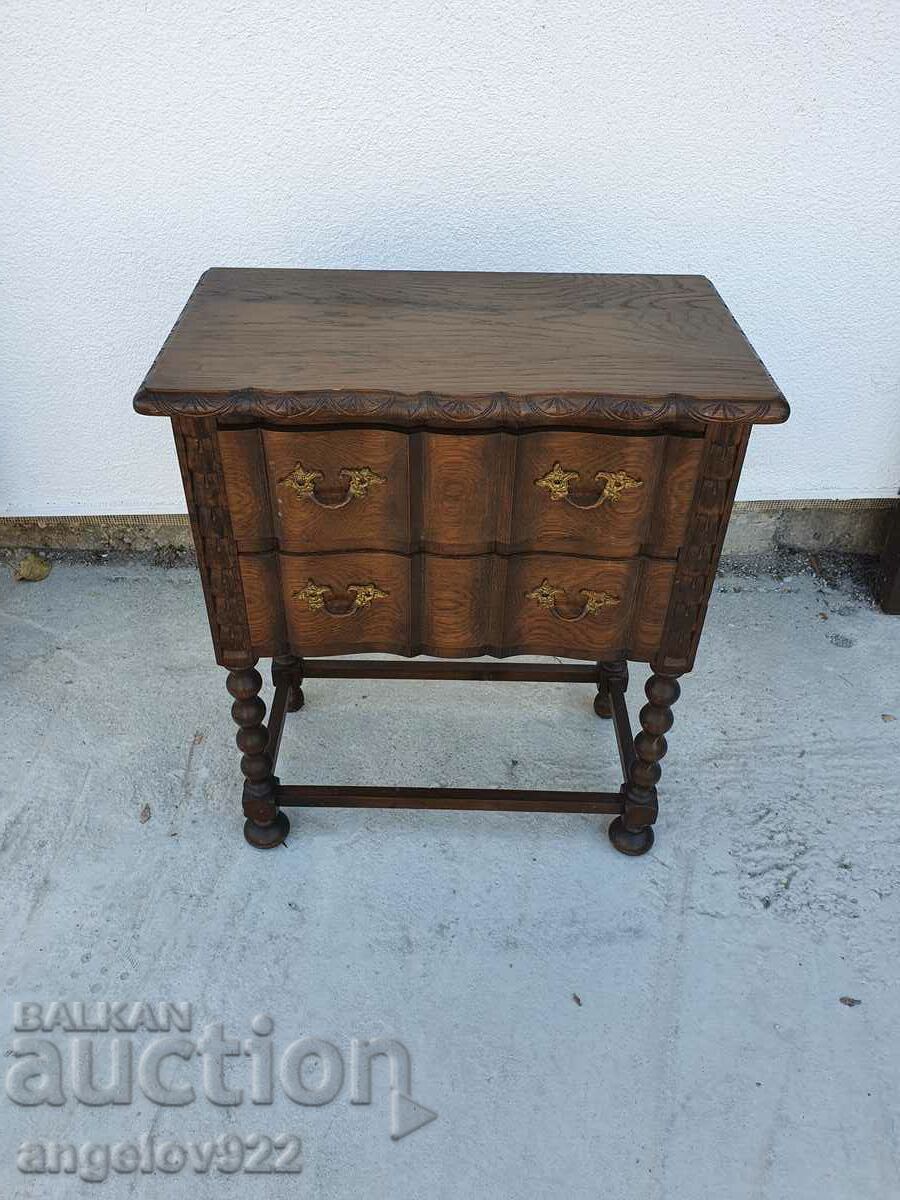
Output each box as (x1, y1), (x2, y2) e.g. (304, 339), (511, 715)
(2, 0), (898, 514)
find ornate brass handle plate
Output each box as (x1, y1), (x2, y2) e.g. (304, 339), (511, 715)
(293, 578), (389, 617)
(526, 578), (621, 623)
(535, 463), (642, 509)
(279, 462), (386, 509)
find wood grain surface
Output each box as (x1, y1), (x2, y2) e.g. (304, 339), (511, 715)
(244, 548), (673, 660)
(220, 427), (704, 559)
(135, 270), (788, 424)
(263, 428), (410, 553)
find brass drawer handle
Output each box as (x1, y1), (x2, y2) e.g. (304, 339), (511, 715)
(293, 578), (389, 617)
(526, 578), (621, 623)
(535, 463), (642, 509)
(279, 462), (386, 509)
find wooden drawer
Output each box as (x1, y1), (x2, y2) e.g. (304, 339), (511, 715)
(509, 430), (699, 557)
(241, 550), (675, 661)
(263, 429), (409, 552)
(504, 554), (638, 658)
(221, 428), (702, 559)
(278, 551), (411, 655)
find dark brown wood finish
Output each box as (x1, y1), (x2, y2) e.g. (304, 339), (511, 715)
(218, 428), (273, 548)
(594, 660), (628, 719)
(609, 673), (681, 855)
(275, 784), (624, 814)
(654, 422), (750, 673)
(135, 269), (788, 855)
(221, 427), (705, 559)
(226, 667), (289, 848)
(172, 417), (253, 667)
(135, 270), (788, 423)
(300, 660), (603, 683)
(239, 548), (676, 660)
(264, 428), (410, 553)
(880, 505), (900, 614)
(272, 653), (304, 713)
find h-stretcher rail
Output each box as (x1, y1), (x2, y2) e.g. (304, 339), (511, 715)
(264, 658), (633, 818)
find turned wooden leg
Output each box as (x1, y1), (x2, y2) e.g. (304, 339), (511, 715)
(594, 660), (628, 718)
(272, 654), (304, 712)
(226, 667), (290, 849)
(609, 673), (681, 856)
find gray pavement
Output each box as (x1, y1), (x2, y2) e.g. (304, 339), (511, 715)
(1, 560), (898, 1198)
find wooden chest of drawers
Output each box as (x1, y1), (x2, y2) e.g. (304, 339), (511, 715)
(135, 270), (788, 855)
(221, 423), (701, 660)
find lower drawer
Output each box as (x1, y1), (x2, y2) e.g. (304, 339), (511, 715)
(239, 551), (675, 661)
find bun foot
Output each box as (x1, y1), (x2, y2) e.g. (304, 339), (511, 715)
(244, 810), (290, 849)
(593, 693), (613, 719)
(286, 684), (305, 713)
(608, 816), (654, 856)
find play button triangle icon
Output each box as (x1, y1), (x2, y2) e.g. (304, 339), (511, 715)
(390, 1089), (438, 1140)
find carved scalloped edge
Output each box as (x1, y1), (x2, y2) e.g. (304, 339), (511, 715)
(135, 388), (789, 427)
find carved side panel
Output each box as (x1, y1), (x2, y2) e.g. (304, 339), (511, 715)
(172, 416), (253, 667)
(653, 422), (750, 674)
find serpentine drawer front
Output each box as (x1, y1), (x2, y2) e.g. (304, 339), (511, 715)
(220, 427), (704, 558)
(134, 269), (788, 855)
(243, 550), (673, 660)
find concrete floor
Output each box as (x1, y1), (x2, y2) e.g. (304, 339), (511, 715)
(1, 560), (898, 1198)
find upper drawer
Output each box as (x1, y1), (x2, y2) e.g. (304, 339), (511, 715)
(266, 428), (410, 552)
(508, 431), (698, 558)
(220, 427), (702, 558)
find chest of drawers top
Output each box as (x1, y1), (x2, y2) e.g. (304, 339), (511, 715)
(134, 269), (787, 427)
(134, 270), (787, 670)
